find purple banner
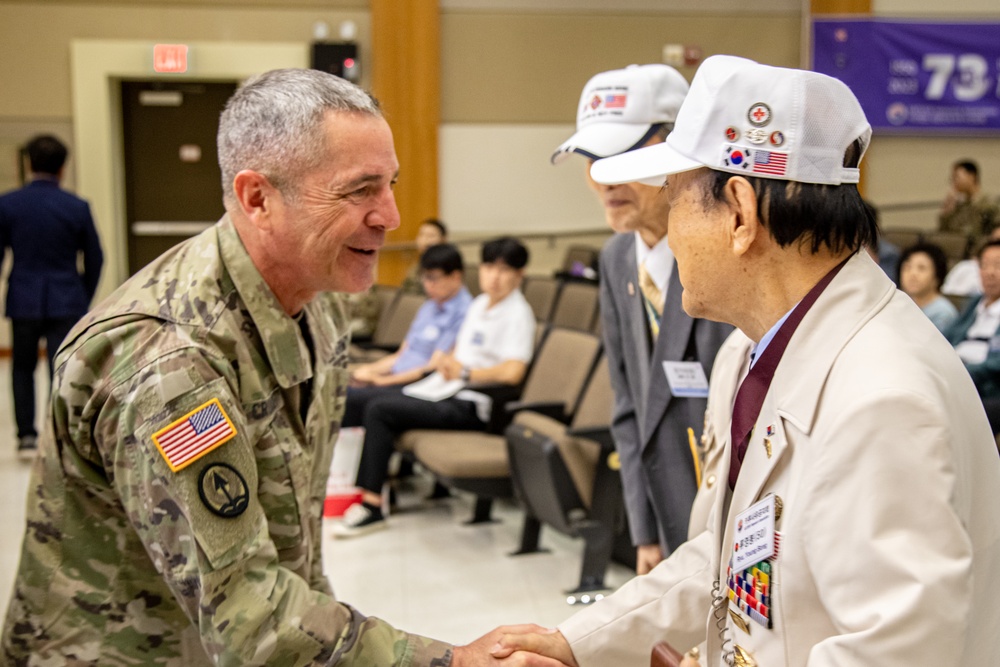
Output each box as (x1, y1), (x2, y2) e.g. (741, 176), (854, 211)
(813, 19), (1000, 133)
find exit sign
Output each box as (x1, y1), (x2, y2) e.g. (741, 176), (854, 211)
(154, 44), (188, 73)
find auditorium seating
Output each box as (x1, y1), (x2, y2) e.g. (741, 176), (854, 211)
(548, 281), (600, 333)
(402, 327), (602, 523)
(881, 227), (923, 252)
(522, 275), (560, 322)
(349, 290), (425, 363)
(506, 356), (630, 594)
(923, 230), (972, 267)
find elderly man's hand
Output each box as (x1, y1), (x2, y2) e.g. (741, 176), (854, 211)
(486, 627), (578, 666)
(452, 625), (576, 667)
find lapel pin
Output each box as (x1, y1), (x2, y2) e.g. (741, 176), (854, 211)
(747, 102), (772, 127)
(745, 127), (767, 144)
(734, 645), (758, 667)
(763, 438), (772, 458)
(729, 608), (751, 634)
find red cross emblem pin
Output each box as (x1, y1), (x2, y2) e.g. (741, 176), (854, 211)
(747, 103), (772, 127)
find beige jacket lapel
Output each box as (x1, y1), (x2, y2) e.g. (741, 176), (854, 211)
(714, 252), (897, 573)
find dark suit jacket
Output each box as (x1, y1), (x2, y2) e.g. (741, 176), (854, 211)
(943, 295), (1000, 400)
(599, 232), (733, 552)
(0, 179), (103, 320)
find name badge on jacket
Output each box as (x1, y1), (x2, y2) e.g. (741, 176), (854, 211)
(662, 361), (709, 397)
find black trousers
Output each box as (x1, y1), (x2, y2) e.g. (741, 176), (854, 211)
(355, 393), (485, 494)
(11, 317), (77, 438)
(342, 384), (405, 428)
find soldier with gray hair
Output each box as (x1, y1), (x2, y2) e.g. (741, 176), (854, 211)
(2, 68), (468, 665)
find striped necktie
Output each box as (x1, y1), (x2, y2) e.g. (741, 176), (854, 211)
(638, 261), (663, 338)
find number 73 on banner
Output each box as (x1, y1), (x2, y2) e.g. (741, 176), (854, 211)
(919, 54), (997, 102)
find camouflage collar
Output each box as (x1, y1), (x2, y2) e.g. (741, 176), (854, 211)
(217, 216), (314, 389)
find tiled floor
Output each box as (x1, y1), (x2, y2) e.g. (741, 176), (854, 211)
(0, 360), (633, 646)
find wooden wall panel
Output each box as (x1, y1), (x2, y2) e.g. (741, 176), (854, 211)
(371, 0), (440, 285)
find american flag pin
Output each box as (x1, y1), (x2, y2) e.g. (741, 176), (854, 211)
(152, 398), (237, 472)
(627, 281), (635, 296)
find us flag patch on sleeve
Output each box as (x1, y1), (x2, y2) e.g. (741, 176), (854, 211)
(152, 398), (237, 472)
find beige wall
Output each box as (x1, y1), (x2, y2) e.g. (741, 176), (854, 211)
(442, 11), (802, 124)
(873, 0), (999, 15)
(438, 10), (801, 241)
(0, 2), (370, 121)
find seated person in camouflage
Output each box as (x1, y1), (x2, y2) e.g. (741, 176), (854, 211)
(1, 68), (554, 667)
(939, 159), (1000, 252)
(344, 242), (472, 424)
(399, 218), (449, 294)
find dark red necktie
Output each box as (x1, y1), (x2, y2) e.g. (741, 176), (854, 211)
(728, 258), (849, 489)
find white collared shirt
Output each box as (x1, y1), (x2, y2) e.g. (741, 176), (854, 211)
(634, 231), (674, 299)
(955, 297), (1000, 364)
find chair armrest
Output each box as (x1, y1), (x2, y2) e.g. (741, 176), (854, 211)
(505, 400), (568, 424)
(566, 425), (615, 452)
(464, 382), (523, 434)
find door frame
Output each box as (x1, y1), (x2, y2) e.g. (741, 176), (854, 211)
(70, 40), (308, 296)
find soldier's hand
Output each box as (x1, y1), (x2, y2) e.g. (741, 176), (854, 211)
(489, 627), (578, 666)
(453, 625), (574, 666)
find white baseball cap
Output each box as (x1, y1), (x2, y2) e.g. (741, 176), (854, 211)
(551, 64), (689, 165)
(590, 55), (872, 187)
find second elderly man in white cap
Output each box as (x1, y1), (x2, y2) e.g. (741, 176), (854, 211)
(552, 64), (733, 574)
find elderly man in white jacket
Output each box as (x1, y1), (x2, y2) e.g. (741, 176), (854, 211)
(487, 55), (1000, 667)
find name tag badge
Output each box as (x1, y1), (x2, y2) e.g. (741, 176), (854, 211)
(421, 324), (441, 340)
(732, 495), (776, 573)
(662, 361), (710, 398)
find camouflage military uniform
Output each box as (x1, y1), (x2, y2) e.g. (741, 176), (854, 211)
(346, 290), (382, 338)
(939, 193), (1000, 250)
(398, 263), (425, 296)
(2, 217), (453, 666)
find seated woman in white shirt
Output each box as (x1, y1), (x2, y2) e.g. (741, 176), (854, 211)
(898, 242), (958, 332)
(333, 237), (537, 537)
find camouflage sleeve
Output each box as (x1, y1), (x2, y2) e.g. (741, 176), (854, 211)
(90, 344), (452, 666)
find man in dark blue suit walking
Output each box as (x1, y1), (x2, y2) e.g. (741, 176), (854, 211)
(0, 135), (103, 457)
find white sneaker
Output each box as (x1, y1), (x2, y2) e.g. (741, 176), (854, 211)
(17, 436), (37, 461)
(331, 503), (387, 539)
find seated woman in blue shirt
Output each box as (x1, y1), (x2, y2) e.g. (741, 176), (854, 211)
(344, 243), (472, 424)
(898, 242), (958, 333)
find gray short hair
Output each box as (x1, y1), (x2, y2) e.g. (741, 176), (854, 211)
(217, 68), (382, 204)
